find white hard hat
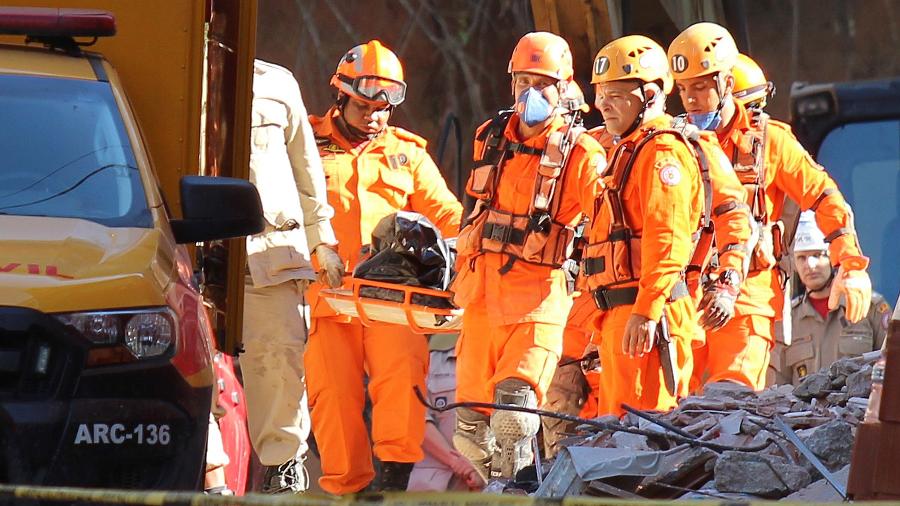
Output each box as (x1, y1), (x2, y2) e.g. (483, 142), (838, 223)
(793, 210), (828, 253)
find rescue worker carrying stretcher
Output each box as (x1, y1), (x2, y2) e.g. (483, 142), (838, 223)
(581, 35), (710, 416)
(451, 32), (605, 483)
(304, 40), (462, 495)
(668, 23), (871, 391)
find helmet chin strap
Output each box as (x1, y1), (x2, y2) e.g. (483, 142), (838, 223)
(714, 72), (731, 115)
(620, 84), (649, 138)
(335, 93), (392, 142)
(808, 266), (837, 295)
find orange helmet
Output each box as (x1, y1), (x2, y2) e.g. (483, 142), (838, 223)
(508, 32), (574, 82)
(591, 35), (673, 94)
(667, 22), (739, 80)
(733, 53), (773, 108)
(330, 40), (407, 105)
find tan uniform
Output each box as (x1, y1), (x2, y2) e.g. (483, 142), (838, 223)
(407, 334), (463, 492)
(241, 59), (336, 466)
(769, 292), (892, 386)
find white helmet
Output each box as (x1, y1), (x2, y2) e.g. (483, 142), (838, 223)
(793, 211), (828, 253)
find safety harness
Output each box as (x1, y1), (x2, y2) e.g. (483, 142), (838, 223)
(580, 127), (712, 310)
(672, 116), (753, 293)
(456, 110), (585, 273)
(727, 108), (788, 276)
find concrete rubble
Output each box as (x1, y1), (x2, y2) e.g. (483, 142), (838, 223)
(530, 351), (881, 500)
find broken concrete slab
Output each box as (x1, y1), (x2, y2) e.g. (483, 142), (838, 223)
(677, 398), (728, 411)
(714, 451), (812, 498)
(719, 410), (748, 435)
(640, 446), (716, 488)
(609, 431), (651, 451)
(826, 392), (849, 406)
(846, 365), (873, 398)
(783, 464), (850, 501)
(703, 381), (755, 400)
(530, 348), (876, 500)
(798, 420), (854, 472)
(829, 358), (862, 379)
(794, 372), (833, 399)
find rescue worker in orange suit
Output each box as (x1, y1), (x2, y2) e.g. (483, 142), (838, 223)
(304, 40), (463, 494)
(541, 290), (601, 457)
(540, 83), (602, 457)
(581, 35), (707, 417)
(668, 23), (871, 391)
(584, 59), (751, 406)
(243, 59), (344, 493)
(451, 32), (605, 482)
(731, 53), (775, 113)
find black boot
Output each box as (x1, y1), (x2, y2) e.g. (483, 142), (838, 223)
(379, 461), (414, 491)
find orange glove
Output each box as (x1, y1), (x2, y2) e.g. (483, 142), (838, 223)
(828, 256), (872, 324)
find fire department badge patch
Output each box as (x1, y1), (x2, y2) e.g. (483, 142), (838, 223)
(658, 163), (681, 186)
(589, 153), (607, 176)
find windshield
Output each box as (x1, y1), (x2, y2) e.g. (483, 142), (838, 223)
(0, 75), (151, 227)
(818, 118), (900, 303)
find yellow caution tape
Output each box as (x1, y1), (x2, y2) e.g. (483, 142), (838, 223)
(2, 485), (899, 506)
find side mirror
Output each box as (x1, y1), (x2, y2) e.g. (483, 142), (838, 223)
(171, 175), (264, 244)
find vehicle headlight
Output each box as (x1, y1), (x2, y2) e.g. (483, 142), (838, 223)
(55, 313), (120, 345)
(54, 308), (177, 360)
(125, 312), (174, 358)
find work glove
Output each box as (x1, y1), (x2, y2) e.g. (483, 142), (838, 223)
(579, 342), (602, 375)
(828, 256), (871, 324)
(698, 269), (741, 331)
(315, 245), (345, 288)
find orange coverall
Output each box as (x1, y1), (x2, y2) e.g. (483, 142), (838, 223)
(561, 292), (601, 416)
(452, 113), (604, 412)
(305, 107), (462, 494)
(588, 120), (751, 400)
(696, 99), (863, 390)
(590, 122), (751, 304)
(583, 115), (704, 416)
(541, 291), (601, 456)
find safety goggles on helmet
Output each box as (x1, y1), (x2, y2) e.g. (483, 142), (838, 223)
(734, 81), (775, 104)
(337, 74), (407, 105)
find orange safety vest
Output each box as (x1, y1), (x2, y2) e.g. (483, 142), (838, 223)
(669, 117), (751, 296)
(727, 109), (786, 274)
(580, 128), (711, 310)
(456, 110), (584, 271)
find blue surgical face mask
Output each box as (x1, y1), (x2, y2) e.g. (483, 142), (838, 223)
(516, 87), (554, 127)
(688, 111), (722, 131)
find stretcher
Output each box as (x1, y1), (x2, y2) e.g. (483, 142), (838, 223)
(320, 277), (462, 334)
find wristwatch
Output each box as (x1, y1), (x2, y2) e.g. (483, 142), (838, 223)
(718, 269), (741, 288)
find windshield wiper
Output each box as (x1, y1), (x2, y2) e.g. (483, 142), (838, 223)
(0, 163), (138, 211)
